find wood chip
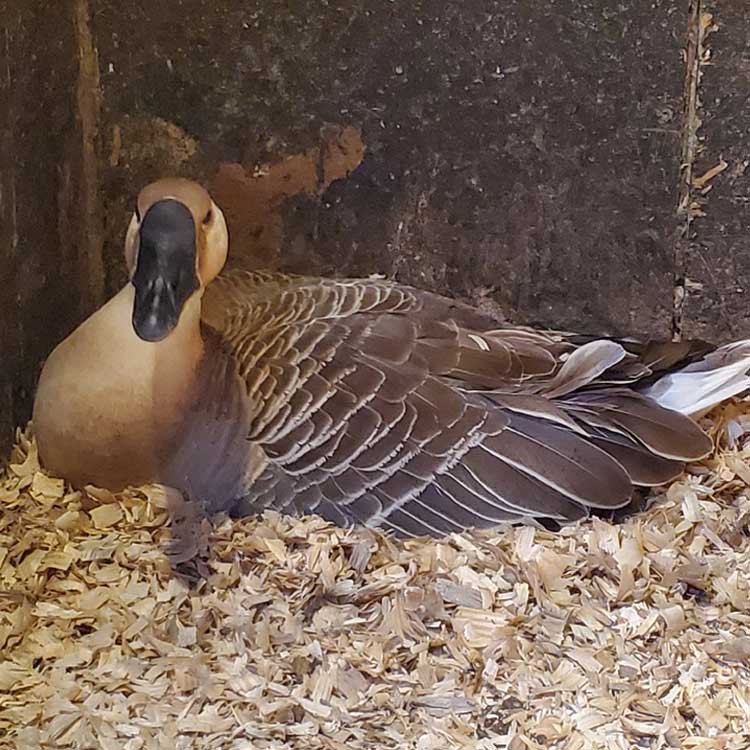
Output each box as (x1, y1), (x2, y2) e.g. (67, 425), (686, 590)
(89, 503), (125, 528)
(692, 159), (728, 190)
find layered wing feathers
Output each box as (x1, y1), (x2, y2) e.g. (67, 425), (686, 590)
(205, 271), (714, 536)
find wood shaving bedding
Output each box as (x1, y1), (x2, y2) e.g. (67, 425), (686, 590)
(1, 403), (750, 749)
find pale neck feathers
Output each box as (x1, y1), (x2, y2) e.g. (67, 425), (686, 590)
(34, 285), (207, 489)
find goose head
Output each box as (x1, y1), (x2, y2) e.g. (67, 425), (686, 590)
(124, 177), (228, 342)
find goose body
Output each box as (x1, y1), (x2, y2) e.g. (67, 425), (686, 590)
(32, 178), (750, 537)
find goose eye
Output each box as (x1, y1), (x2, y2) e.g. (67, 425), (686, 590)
(202, 209), (213, 225)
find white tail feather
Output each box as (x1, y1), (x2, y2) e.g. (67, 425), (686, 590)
(641, 340), (750, 417)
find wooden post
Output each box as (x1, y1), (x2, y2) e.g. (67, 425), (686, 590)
(0, 0), (104, 454)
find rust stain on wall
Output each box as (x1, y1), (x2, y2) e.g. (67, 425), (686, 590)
(209, 125), (365, 269)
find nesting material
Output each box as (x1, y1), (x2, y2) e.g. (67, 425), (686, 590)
(2, 404), (750, 750)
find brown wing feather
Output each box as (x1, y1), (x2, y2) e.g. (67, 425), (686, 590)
(208, 271), (714, 536)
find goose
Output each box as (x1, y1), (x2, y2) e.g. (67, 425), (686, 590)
(31, 177), (750, 537)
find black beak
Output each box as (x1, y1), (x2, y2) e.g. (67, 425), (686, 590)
(131, 199), (200, 342)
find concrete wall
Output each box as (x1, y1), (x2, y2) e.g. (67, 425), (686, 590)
(1, 0), (747, 454)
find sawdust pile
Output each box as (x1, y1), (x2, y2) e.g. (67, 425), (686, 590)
(2, 405), (750, 750)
